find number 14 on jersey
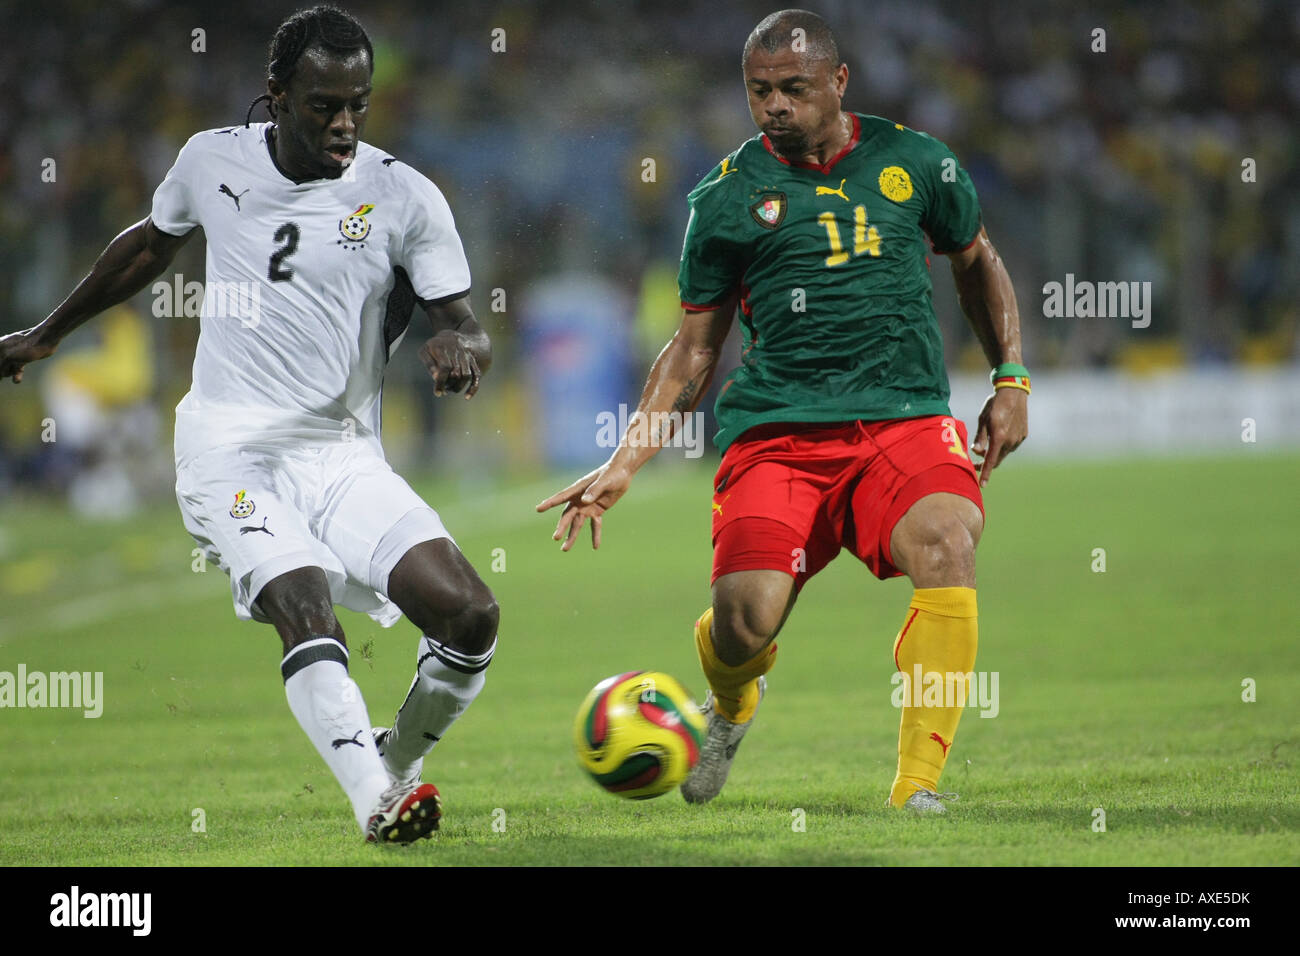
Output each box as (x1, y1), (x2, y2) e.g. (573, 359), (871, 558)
(817, 205), (881, 267)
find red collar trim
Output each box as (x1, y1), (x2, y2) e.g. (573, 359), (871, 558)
(761, 113), (861, 174)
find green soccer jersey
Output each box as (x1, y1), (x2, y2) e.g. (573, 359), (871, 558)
(678, 112), (982, 452)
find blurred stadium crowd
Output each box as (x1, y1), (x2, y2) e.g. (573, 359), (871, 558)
(1, 0), (1296, 502)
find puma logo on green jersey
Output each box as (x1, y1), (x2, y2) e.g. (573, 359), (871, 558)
(815, 178), (851, 202)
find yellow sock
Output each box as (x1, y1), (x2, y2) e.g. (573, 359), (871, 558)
(889, 587), (978, 808)
(694, 607), (777, 724)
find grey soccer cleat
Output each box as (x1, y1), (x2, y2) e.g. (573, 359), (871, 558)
(900, 787), (959, 814)
(680, 676), (766, 804)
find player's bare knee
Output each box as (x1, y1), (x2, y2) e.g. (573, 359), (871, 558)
(712, 601), (779, 666)
(449, 587), (499, 657)
(901, 518), (977, 585)
(893, 494), (982, 580)
(390, 539), (497, 653)
(938, 521), (977, 573)
(406, 580), (498, 657)
(959, 498), (984, 548)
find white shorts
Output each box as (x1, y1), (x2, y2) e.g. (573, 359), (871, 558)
(175, 437), (452, 627)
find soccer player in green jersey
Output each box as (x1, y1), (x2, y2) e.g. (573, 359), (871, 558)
(539, 8), (1028, 812)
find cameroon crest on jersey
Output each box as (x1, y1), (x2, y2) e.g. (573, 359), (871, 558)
(749, 192), (786, 228)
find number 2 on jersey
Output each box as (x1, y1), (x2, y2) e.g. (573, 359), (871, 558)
(268, 223), (300, 282)
(816, 205), (881, 268)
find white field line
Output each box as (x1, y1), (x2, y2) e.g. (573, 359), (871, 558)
(0, 471), (697, 644)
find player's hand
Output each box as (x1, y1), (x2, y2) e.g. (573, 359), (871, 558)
(0, 328), (56, 384)
(971, 387), (1028, 486)
(419, 330), (482, 398)
(535, 459), (634, 551)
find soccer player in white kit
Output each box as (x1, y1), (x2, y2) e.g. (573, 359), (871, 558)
(0, 5), (497, 844)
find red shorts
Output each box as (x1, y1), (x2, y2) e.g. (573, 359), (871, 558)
(711, 415), (983, 588)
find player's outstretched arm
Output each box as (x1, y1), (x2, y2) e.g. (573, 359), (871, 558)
(536, 294), (737, 551)
(419, 294), (491, 398)
(947, 226), (1028, 486)
(0, 218), (194, 384)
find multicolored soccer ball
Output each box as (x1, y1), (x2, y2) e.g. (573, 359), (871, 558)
(573, 671), (708, 800)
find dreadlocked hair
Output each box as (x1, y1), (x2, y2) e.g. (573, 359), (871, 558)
(244, 4), (373, 127)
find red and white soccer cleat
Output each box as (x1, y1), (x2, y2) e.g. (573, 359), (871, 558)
(365, 780), (441, 844)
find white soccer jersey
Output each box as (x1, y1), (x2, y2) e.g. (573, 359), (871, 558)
(151, 122), (470, 462)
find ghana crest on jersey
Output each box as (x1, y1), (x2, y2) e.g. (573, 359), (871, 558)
(678, 113), (983, 452)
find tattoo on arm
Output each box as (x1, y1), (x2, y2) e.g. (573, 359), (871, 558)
(655, 376), (703, 446)
(671, 377), (700, 415)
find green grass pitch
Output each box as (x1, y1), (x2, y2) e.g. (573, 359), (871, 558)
(1, 452), (1297, 866)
